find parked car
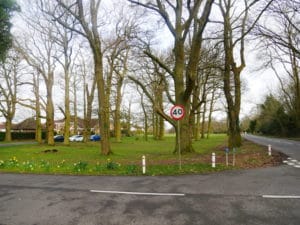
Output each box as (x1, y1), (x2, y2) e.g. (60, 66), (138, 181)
(90, 134), (101, 141)
(54, 135), (64, 142)
(69, 135), (83, 142)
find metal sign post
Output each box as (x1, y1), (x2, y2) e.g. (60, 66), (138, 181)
(170, 105), (185, 170)
(177, 120), (181, 170)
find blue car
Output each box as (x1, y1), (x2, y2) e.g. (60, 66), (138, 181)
(90, 134), (101, 141)
(54, 135), (64, 142)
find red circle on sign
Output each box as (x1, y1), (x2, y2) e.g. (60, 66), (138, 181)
(170, 105), (185, 120)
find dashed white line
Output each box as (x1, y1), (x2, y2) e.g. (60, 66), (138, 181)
(262, 195), (300, 199)
(90, 190), (185, 196)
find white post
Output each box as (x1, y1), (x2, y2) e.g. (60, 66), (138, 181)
(142, 155), (146, 174)
(226, 152), (228, 166)
(212, 152), (216, 168)
(268, 145), (272, 156)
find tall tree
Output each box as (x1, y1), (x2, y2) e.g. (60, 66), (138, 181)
(78, 52), (97, 142)
(216, 0), (274, 148)
(0, 50), (22, 141)
(53, 0), (112, 155)
(51, 9), (75, 146)
(17, 71), (44, 144)
(16, 1), (59, 145)
(128, 0), (214, 153)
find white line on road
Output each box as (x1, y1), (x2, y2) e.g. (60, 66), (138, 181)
(262, 195), (300, 199)
(90, 190), (185, 196)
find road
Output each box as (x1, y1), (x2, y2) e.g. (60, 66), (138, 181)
(0, 141), (37, 147)
(0, 165), (299, 225)
(244, 134), (300, 160)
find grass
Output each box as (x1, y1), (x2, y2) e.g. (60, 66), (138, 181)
(0, 134), (280, 175)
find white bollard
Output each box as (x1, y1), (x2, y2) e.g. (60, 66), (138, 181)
(212, 152), (216, 168)
(142, 155), (146, 174)
(268, 145), (272, 156)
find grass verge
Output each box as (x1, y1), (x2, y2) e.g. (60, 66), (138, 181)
(0, 134), (285, 176)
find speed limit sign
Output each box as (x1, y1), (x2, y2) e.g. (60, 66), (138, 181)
(170, 105), (185, 120)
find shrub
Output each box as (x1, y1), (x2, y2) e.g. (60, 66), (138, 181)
(73, 161), (88, 172)
(106, 159), (119, 170)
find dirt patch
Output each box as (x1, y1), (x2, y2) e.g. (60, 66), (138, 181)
(131, 139), (288, 169)
(42, 149), (59, 153)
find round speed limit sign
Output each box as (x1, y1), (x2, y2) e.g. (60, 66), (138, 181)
(170, 105), (185, 120)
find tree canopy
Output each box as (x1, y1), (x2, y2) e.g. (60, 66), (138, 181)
(0, 0), (19, 61)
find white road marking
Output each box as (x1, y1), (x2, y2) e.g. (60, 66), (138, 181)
(283, 158), (300, 168)
(90, 190), (185, 196)
(262, 195), (300, 199)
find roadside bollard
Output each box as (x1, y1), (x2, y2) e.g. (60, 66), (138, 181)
(142, 155), (146, 174)
(268, 145), (272, 156)
(225, 147), (229, 166)
(212, 152), (216, 168)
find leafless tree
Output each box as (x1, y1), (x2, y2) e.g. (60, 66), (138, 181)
(0, 49), (23, 141)
(255, 0), (300, 133)
(213, 0), (274, 148)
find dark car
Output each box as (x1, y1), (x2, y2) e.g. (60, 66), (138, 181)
(54, 135), (64, 142)
(90, 134), (101, 141)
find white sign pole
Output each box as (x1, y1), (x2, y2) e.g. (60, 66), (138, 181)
(170, 105), (185, 171)
(178, 120), (182, 170)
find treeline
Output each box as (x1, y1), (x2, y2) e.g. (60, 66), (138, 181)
(247, 94), (300, 137)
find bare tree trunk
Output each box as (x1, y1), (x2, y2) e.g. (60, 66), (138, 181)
(201, 100), (207, 139)
(4, 120), (12, 142)
(33, 73), (43, 143)
(141, 94), (148, 141)
(46, 78), (55, 145)
(152, 109), (158, 139)
(207, 86), (216, 139)
(115, 80), (123, 142)
(73, 78), (78, 135)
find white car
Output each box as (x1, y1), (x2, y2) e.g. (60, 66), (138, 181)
(69, 135), (83, 142)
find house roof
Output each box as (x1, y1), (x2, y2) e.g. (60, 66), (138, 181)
(12, 118), (42, 130)
(0, 122), (5, 130)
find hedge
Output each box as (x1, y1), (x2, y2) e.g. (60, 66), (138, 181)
(0, 132), (46, 141)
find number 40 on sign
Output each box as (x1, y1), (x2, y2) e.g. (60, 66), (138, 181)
(170, 105), (185, 120)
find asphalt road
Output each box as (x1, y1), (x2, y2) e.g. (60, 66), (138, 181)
(1, 165), (299, 225)
(244, 134), (300, 160)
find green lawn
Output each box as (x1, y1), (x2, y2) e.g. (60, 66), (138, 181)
(0, 134), (273, 175)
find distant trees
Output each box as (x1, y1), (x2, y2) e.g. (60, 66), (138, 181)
(248, 94), (297, 136)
